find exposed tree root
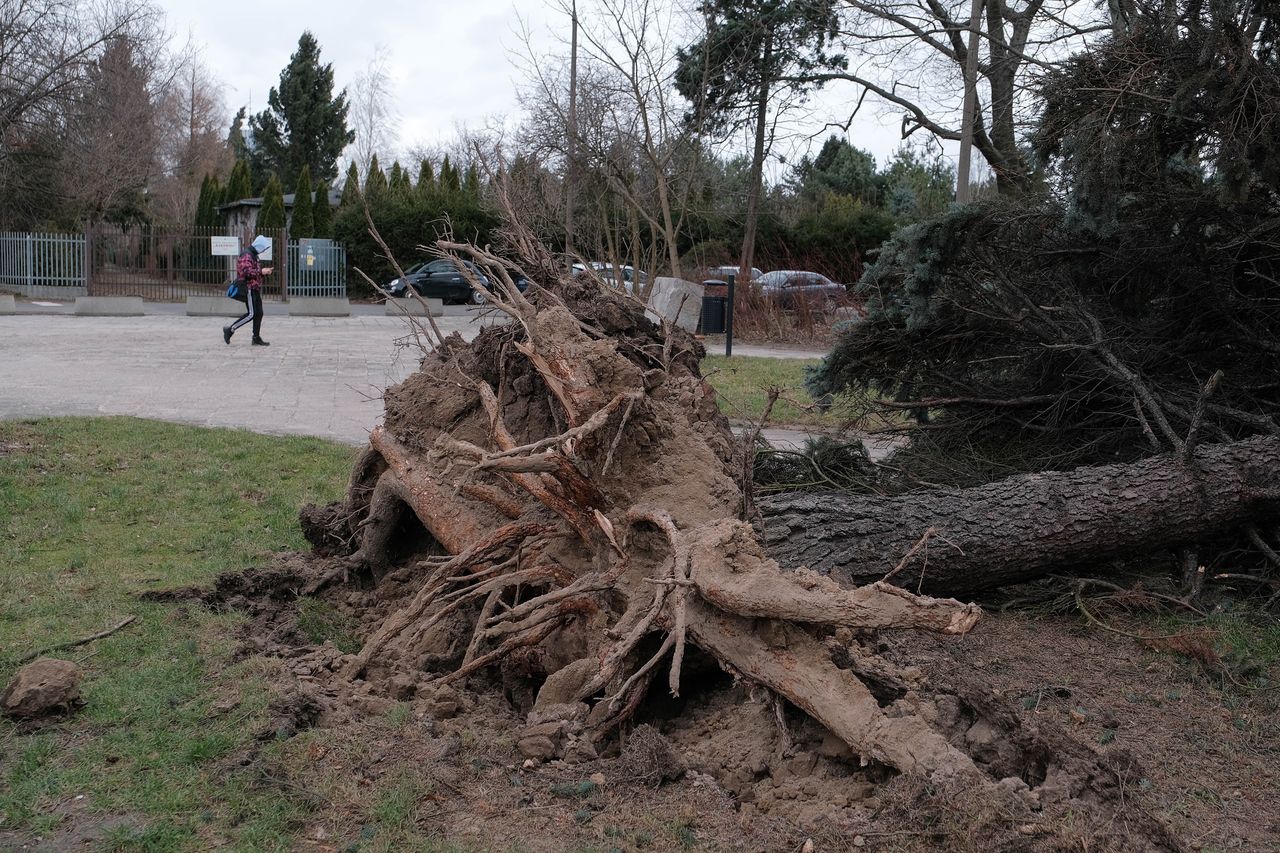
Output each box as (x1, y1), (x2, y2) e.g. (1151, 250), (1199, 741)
(295, 220), (1184, 846)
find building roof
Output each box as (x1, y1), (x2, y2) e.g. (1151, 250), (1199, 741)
(218, 189), (342, 211)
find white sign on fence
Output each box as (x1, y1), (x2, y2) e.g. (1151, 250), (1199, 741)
(211, 236), (240, 256)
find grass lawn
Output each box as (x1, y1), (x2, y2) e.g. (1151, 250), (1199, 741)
(701, 355), (838, 427)
(0, 417), (356, 851)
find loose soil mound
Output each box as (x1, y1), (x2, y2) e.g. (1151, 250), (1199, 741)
(154, 551), (1280, 850)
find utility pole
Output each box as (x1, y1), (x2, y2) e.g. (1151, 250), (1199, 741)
(955, 0), (983, 203)
(564, 0), (579, 262)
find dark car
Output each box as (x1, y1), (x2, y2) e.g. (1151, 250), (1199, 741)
(755, 270), (846, 310)
(387, 259), (529, 305)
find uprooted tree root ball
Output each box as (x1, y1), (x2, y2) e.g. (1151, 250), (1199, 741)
(259, 234), (1181, 848)
(304, 242), (995, 765)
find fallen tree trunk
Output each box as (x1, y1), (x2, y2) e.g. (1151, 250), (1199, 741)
(761, 436), (1280, 595)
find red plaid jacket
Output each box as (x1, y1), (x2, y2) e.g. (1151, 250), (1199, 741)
(237, 250), (264, 290)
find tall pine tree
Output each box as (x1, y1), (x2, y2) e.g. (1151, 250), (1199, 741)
(249, 32), (354, 188)
(227, 107), (249, 163)
(291, 165), (315, 238)
(675, 1), (843, 278)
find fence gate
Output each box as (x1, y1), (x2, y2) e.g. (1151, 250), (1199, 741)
(0, 232), (87, 298)
(87, 226), (288, 301)
(288, 238), (347, 297)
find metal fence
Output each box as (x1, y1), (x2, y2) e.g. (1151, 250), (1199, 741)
(0, 228), (347, 301)
(0, 231), (87, 297)
(288, 238), (347, 297)
(87, 226), (288, 301)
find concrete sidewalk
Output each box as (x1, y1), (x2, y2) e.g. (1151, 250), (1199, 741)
(0, 312), (854, 453)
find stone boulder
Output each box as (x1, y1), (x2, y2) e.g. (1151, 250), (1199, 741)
(2, 658), (83, 719)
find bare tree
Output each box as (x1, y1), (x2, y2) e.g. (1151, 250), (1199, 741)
(347, 52), (399, 175)
(61, 31), (167, 221)
(519, 0), (709, 281)
(802, 0), (1109, 194)
(0, 0), (158, 226)
(151, 46), (232, 225)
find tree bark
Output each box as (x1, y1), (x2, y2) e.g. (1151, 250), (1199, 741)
(760, 436), (1280, 595)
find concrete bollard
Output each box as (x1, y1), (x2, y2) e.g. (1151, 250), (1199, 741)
(185, 296), (247, 317)
(0, 294), (15, 314)
(73, 296), (145, 316)
(287, 297), (351, 317)
(384, 296), (444, 317)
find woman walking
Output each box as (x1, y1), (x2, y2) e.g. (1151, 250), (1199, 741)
(223, 234), (274, 346)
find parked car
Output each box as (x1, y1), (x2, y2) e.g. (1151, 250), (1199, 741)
(707, 265), (764, 282)
(754, 270), (847, 310)
(572, 261), (646, 294)
(599, 265), (647, 291)
(387, 259), (528, 305)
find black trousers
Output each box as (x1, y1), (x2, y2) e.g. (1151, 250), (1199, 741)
(228, 289), (263, 338)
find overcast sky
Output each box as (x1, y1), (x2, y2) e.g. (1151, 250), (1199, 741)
(160, 0), (945, 173)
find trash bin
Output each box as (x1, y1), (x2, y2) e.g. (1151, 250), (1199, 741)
(700, 294), (727, 334)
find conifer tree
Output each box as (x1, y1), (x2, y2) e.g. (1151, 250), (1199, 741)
(312, 180), (334, 237)
(416, 159), (435, 195)
(223, 159), (253, 206)
(388, 160), (412, 196)
(340, 161), (361, 207)
(194, 175), (214, 227)
(258, 173), (286, 230)
(462, 164), (482, 203)
(364, 154), (388, 200)
(249, 32), (354, 187)
(439, 155), (461, 194)
(291, 165), (315, 238)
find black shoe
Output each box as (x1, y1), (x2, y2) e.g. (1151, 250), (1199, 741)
(222, 326), (232, 345)
(252, 337), (270, 346)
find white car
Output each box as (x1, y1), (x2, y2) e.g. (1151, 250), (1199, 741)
(573, 261), (646, 294)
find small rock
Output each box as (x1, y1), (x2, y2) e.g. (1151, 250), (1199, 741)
(387, 674), (417, 701)
(350, 694), (394, 717)
(518, 736), (558, 761)
(522, 758), (538, 770)
(563, 735), (599, 764)
(426, 697), (460, 719)
(787, 751), (818, 777)
(965, 718), (1001, 749)
(2, 658), (83, 720)
(853, 835), (866, 847)
(589, 772), (605, 786)
(801, 840), (815, 853)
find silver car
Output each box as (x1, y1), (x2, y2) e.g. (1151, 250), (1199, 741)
(755, 270), (846, 309)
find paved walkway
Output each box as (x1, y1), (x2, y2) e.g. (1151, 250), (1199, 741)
(0, 309), (870, 453)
